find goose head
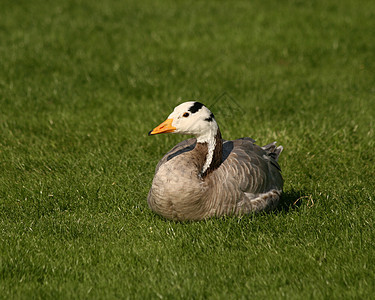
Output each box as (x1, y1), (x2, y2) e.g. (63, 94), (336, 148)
(149, 101), (219, 143)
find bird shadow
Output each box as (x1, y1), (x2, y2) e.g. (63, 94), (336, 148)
(274, 189), (307, 214)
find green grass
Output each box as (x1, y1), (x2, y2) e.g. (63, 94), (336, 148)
(1, 0), (374, 298)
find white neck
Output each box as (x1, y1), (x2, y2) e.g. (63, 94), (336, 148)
(196, 123), (218, 174)
(196, 121), (218, 144)
(201, 135), (216, 174)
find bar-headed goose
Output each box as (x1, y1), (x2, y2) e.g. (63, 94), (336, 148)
(148, 101), (283, 221)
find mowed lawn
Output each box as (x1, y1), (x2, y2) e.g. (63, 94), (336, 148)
(1, 0), (374, 298)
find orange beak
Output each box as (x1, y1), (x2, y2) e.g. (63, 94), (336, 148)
(149, 118), (176, 135)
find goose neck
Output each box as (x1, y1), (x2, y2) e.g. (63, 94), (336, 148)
(194, 128), (223, 177)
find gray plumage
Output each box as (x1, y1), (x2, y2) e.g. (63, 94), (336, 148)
(148, 137), (283, 221)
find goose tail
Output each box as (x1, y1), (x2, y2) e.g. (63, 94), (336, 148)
(261, 142), (283, 161)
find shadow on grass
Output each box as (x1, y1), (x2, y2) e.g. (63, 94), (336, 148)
(275, 189), (306, 213)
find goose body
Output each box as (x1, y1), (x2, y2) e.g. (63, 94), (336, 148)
(148, 101), (283, 221)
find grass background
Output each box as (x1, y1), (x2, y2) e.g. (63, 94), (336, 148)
(1, 0), (374, 298)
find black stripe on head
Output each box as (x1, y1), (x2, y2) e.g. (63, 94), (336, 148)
(188, 102), (204, 114)
(205, 112), (215, 122)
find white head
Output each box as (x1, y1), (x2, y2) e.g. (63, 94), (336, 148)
(149, 101), (218, 143)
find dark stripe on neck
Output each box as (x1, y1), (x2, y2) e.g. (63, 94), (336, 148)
(194, 129), (223, 178)
(188, 102), (204, 113)
(205, 112), (215, 122)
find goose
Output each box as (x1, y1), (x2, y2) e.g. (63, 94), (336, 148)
(148, 101), (283, 221)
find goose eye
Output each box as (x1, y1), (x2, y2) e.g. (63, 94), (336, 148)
(183, 112), (190, 118)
